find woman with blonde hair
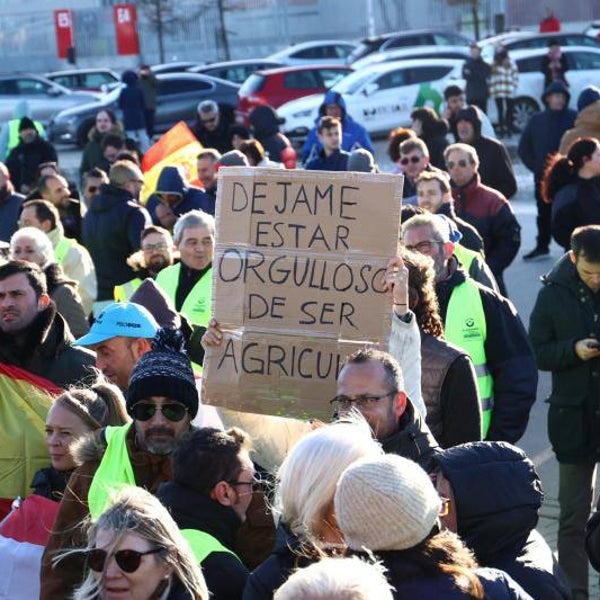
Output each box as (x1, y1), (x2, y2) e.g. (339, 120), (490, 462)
(69, 486), (208, 600)
(243, 416), (384, 600)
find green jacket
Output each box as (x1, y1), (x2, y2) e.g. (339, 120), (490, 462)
(529, 254), (600, 463)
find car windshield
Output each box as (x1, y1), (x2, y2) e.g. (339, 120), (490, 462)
(332, 70), (374, 95)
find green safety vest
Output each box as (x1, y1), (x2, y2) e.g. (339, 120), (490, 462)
(7, 119), (45, 156)
(155, 263), (212, 328)
(181, 529), (240, 564)
(114, 278), (143, 302)
(54, 236), (77, 265)
(88, 424), (136, 520)
(453, 244), (477, 272)
(444, 278), (494, 438)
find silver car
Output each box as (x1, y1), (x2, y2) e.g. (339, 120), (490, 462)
(0, 73), (98, 125)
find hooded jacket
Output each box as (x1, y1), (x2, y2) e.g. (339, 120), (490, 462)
(455, 106), (517, 199)
(463, 54), (492, 104)
(5, 135), (57, 192)
(157, 482), (249, 600)
(118, 70), (146, 131)
(249, 105), (296, 167)
(145, 166), (215, 219)
(82, 182), (152, 300)
(79, 122), (124, 179)
(559, 100), (600, 154)
(301, 90), (375, 163)
(432, 442), (571, 599)
(529, 253), (600, 463)
(420, 116), (449, 170)
(518, 81), (576, 179)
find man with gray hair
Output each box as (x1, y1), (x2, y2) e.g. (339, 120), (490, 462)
(401, 212), (537, 445)
(192, 99), (234, 154)
(156, 209), (214, 331)
(82, 160), (152, 315)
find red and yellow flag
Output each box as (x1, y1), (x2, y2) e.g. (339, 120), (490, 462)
(140, 121), (203, 204)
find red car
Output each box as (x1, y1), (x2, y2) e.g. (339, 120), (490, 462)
(236, 64), (352, 125)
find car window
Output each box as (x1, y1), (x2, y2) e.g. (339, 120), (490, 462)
(239, 74), (266, 95)
(284, 70), (321, 89)
(334, 45), (353, 58)
(385, 34), (427, 49)
(408, 66), (452, 84)
(433, 33), (457, 45)
(375, 69), (407, 90)
(515, 56), (545, 73)
(317, 68), (349, 88)
(0, 80), (18, 95)
(85, 73), (116, 87)
(16, 78), (51, 95)
(562, 35), (599, 47)
(294, 47), (321, 59)
(159, 78), (212, 95)
(333, 70), (375, 94)
(569, 51), (600, 70)
(51, 75), (78, 88)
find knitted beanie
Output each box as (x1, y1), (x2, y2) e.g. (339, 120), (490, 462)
(577, 85), (600, 112)
(334, 454), (441, 551)
(126, 328), (198, 418)
(19, 117), (36, 132)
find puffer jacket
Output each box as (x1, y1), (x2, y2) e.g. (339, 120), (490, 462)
(529, 253), (600, 463)
(432, 441), (572, 599)
(559, 100), (600, 154)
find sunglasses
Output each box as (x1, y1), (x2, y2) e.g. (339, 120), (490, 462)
(446, 159), (469, 169)
(400, 155), (422, 165)
(130, 402), (188, 422)
(87, 547), (164, 573)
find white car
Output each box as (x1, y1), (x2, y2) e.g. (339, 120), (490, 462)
(278, 58), (464, 138)
(267, 40), (358, 66)
(498, 46), (600, 131)
(352, 46), (469, 71)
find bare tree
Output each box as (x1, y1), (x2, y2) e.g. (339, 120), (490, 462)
(446, 0), (481, 40)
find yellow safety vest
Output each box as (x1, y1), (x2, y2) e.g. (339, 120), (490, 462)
(181, 529), (240, 564)
(453, 244), (477, 272)
(444, 278), (494, 438)
(114, 278), (143, 302)
(155, 263), (212, 328)
(7, 119), (45, 155)
(88, 424), (136, 520)
(54, 236), (77, 266)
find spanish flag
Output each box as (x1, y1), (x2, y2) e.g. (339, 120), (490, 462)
(0, 363), (59, 502)
(140, 121), (203, 204)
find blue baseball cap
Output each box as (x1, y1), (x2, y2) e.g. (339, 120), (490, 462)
(74, 302), (159, 347)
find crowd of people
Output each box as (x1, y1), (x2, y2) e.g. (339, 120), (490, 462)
(0, 48), (599, 600)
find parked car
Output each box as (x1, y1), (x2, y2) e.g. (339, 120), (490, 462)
(266, 40), (358, 65)
(480, 32), (600, 63)
(0, 73), (99, 126)
(236, 64), (352, 125)
(278, 58), (464, 139)
(496, 45), (600, 131)
(48, 73), (239, 147)
(585, 21), (600, 41)
(45, 68), (121, 92)
(347, 29), (473, 64)
(352, 45), (470, 70)
(188, 59), (283, 85)
(150, 61), (201, 74)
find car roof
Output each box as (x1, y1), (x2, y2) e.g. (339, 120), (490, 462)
(254, 64), (354, 77)
(153, 71), (240, 88)
(509, 44), (600, 59)
(359, 57), (464, 72)
(359, 28), (470, 43)
(191, 58), (283, 69)
(45, 68), (119, 77)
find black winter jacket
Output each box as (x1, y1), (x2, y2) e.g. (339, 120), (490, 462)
(463, 56), (492, 104)
(82, 182), (151, 300)
(5, 137), (57, 192)
(436, 265), (537, 443)
(529, 253), (600, 463)
(191, 104), (235, 154)
(249, 105), (294, 164)
(157, 482), (248, 600)
(432, 442), (571, 599)
(0, 303), (95, 388)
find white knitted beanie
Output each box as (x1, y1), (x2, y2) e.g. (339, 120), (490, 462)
(334, 454), (441, 551)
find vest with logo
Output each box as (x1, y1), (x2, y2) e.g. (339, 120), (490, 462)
(444, 278), (493, 438)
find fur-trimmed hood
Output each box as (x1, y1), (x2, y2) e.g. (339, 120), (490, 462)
(72, 429), (108, 467)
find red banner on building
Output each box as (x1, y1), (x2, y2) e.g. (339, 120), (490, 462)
(114, 4), (140, 56)
(53, 9), (74, 59)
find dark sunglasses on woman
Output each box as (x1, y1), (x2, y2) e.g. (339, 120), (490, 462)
(86, 547), (164, 573)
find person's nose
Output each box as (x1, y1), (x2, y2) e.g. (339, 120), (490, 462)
(149, 407), (169, 425)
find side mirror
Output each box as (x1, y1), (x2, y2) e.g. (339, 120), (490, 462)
(47, 85), (62, 97)
(363, 82), (379, 96)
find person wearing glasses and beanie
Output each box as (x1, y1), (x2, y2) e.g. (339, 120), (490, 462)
(40, 327), (198, 599)
(157, 427), (253, 600)
(334, 454), (534, 599)
(70, 486), (208, 600)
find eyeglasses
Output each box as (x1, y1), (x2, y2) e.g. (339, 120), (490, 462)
(130, 402), (188, 422)
(404, 240), (442, 253)
(228, 479), (261, 493)
(400, 155), (423, 165)
(446, 159), (469, 169)
(142, 242), (168, 252)
(330, 392), (396, 410)
(87, 547), (164, 573)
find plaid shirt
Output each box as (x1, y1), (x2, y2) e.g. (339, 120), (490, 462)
(489, 60), (519, 98)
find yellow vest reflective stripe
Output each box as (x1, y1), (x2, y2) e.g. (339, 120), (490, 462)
(114, 278), (143, 302)
(444, 278), (494, 438)
(54, 236), (77, 265)
(181, 529), (240, 564)
(453, 244), (476, 272)
(156, 263), (212, 328)
(8, 119), (45, 154)
(88, 424), (136, 520)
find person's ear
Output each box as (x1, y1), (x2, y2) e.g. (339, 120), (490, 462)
(393, 391), (407, 418)
(37, 293), (51, 310)
(569, 250), (576, 264)
(210, 481), (235, 507)
(41, 219), (52, 233)
(443, 241), (455, 259)
(132, 337), (153, 361)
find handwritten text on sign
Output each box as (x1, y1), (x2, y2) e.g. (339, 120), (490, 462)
(203, 168), (403, 419)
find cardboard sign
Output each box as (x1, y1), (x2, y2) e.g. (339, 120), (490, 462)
(203, 168), (403, 420)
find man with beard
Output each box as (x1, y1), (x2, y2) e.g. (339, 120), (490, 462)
(114, 226), (175, 301)
(37, 173), (83, 242)
(41, 327), (197, 599)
